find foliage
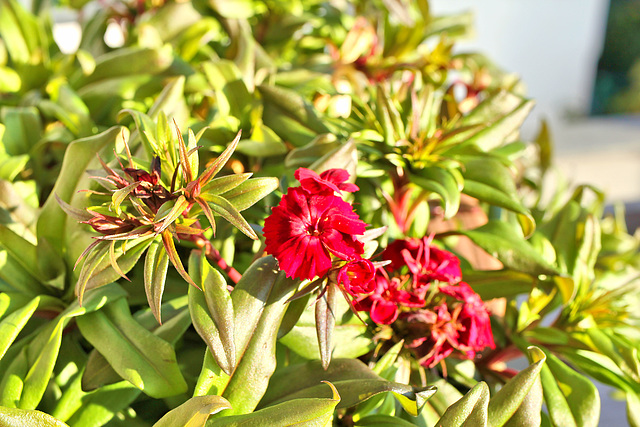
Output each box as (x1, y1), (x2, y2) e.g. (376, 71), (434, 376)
(0, 0), (639, 425)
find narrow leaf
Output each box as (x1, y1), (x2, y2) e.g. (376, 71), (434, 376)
(316, 283), (337, 370)
(75, 298), (188, 398)
(154, 395), (231, 427)
(188, 252), (236, 375)
(144, 240), (170, 324)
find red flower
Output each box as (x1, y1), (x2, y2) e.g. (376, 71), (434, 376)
(336, 259), (376, 296)
(294, 168), (359, 195)
(405, 303), (461, 368)
(354, 271), (424, 324)
(450, 283), (495, 353)
(382, 237), (461, 293)
(264, 186), (366, 280)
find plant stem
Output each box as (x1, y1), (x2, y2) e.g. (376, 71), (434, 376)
(189, 232), (242, 284)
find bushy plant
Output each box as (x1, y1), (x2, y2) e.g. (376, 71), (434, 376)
(1, 0), (639, 425)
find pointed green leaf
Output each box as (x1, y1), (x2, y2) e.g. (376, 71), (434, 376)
(0, 406), (69, 427)
(457, 221), (559, 277)
(203, 195), (257, 239)
(539, 350), (600, 427)
(188, 252), (236, 375)
(219, 177), (279, 212)
(260, 358), (437, 416)
(198, 131), (242, 187)
(487, 347), (546, 427)
(436, 381), (490, 427)
(161, 230), (197, 288)
(0, 297), (39, 361)
(315, 283), (337, 370)
(210, 383), (339, 426)
(202, 173), (252, 196)
(410, 166), (462, 219)
(203, 256), (297, 416)
(144, 240), (170, 324)
(154, 395), (231, 427)
(75, 298), (188, 398)
(154, 195), (190, 235)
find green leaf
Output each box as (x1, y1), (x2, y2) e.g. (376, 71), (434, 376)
(208, 382), (340, 426)
(458, 91), (534, 151)
(38, 126), (127, 271)
(464, 270), (533, 300)
(1, 107), (42, 156)
(202, 194), (257, 239)
(539, 350), (600, 427)
(456, 221), (559, 277)
(487, 347), (546, 427)
(64, 381), (140, 426)
(72, 46), (173, 88)
(0, 297), (39, 360)
(259, 84), (330, 147)
(199, 256), (297, 417)
(202, 173), (252, 196)
(154, 395), (231, 427)
(354, 414), (417, 426)
(436, 382), (490, 427)
(219, 177), (279, 212)
(259, 358), (436, 416)
(0, 406), (69, 427)
(144, 240), (170, 324)
(461, 157), (534, 237)
(188, 252), (236, 375)
(198, 131), (242, 188)
(284, 134), (341, 169)
(75, 298), (187, 398)
(315, 283), (337, 370)
(279, 292), (373, 361)
(0, 285), (124, 410)
(410, 166), (462, 219)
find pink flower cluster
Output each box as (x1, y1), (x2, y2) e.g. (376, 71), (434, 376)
(354, 237), (495, 368)
(264, 168), (375, 296)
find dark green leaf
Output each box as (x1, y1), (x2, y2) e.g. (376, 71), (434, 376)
(410, 166), (462, 219)
(0, 406), (69, 427)
(315, 283), (337, 370)
(219, 177), (279, 212)
(154, 395), (231, 427)
(487, 347), (546, 427)
(208, 382), (340, 426)
(144, 240), (170, 324)
(455, 221), (559, 277)
(188, 252), (236, 375)
(260, 358), (436, 416)
(539, 350), (600, 427)
(436, 382), (489, 427)
(76, 298), (187, 398)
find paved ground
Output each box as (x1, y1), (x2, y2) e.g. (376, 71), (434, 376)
(551, 116), (640, 231)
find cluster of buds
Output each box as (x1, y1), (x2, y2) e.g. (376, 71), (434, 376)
(60, 120), (277, 322)
(354, 237), (495, 368)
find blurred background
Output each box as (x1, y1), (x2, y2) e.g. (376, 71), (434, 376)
(429, 0), (640, 234)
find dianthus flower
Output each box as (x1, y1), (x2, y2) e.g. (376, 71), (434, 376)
(264, 180), (367, 281)
(336, 259), (376, 296)
(295, 168), (359, 195)
(382, 237), (462, 294)
(353, 271), (424, 324)
(358, 237), (495, 368)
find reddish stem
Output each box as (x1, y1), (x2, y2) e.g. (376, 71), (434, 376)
(189, 232), (242, 284)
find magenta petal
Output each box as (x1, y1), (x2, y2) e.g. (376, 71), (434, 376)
(370, 299), (399, 324)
